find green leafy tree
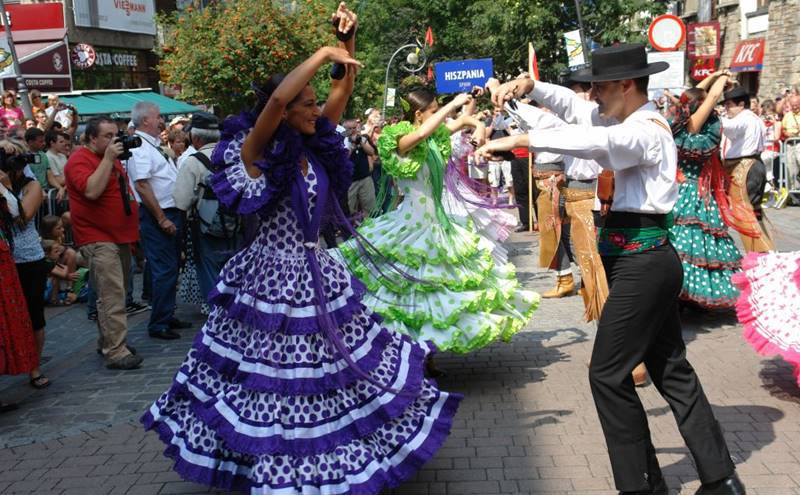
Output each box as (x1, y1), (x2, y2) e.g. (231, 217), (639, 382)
(157, 0), (335, 115)
(350, 0), (667, 116)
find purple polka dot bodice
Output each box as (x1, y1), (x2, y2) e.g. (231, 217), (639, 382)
(254, 168), (319, 257)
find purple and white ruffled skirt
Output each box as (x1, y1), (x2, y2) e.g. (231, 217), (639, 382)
(142, 240), (461, 494)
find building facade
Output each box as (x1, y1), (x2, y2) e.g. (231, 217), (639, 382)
(3, 0), (160, 92)
(680, 0), (800, 99)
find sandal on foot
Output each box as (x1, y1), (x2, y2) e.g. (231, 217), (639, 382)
(0, 401), (19, 413)
(29, 375), (50, 389)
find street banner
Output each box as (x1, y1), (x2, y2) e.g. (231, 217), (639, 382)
(687, 21), (720, 59)
(386, 87), (396, 108)
(647, 51), (685, 90)
(73, 0), (157, 35)
(434, 58), (493, 94)
(563, 30), (585, 68)
(528, 43), (539, 81)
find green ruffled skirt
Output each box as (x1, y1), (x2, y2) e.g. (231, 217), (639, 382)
(339, 197), (539, 354)
(669, 176), (742, 308)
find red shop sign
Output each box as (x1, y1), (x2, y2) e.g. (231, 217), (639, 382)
(687, 21), (720, 59)
(730, 38), (765, 72)
(690, 58), (718, 81)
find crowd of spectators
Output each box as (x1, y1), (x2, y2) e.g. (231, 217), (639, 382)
(0, 90), (243, 392)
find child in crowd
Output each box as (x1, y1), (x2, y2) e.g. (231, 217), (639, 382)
(39, 215), (89, 305)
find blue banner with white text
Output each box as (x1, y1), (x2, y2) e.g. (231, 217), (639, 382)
(434, 58), (494, 94)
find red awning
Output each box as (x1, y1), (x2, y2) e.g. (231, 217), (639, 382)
(11, 28), (67, 43)
(730, 38), (765, 72)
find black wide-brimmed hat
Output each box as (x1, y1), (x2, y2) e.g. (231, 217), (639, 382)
(722, 86), (749, 102)
(571, 43), (669, 82)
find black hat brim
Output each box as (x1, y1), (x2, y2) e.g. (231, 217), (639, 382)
(570, 61), (670, 83)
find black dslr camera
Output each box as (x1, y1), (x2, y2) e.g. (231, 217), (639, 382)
(115, 131), (142, 160)
(0, 148), (41, 172)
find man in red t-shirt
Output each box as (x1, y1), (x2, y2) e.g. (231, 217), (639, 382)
(65, 116), (143, 370)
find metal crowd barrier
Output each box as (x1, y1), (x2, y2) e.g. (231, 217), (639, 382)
(783, 137), (800, 206)
(33, 188), (73, 245)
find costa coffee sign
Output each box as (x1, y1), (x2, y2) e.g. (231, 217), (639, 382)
(71, 43), (97, 70)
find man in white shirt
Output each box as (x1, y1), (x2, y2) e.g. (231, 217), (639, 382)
(128, 101), (190, 340)
(720, 86), (774, 252)
(480, 44), (743, 495)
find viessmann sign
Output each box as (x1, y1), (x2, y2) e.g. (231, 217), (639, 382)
(73, 0), (157, 36)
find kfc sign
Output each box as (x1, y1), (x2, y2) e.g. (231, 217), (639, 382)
(730, 38), (765, 72)
(691, 58), (717, 81)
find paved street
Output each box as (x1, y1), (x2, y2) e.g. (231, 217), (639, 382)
(1, 207), (799, 495)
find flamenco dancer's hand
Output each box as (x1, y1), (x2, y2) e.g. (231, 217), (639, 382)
(331, 2), (358, 38)
(475, 136), (521, 162)
(451, 93), (474, 110)
(491, 77), (534, 109)
(323, 46), (363, 70)
(470, 124), (486, 148)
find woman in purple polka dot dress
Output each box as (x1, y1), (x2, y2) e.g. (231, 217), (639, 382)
(141, 6), (462, 494)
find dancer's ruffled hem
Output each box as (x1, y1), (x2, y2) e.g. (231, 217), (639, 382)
(190, 322), (401, 395)
(167, 345), (427, 457)
(733, 256), (800, 369)
(341, 248), (496, 294)
(388, 291), (540, 354)
(349, 219), (482, 270)
(208, 283), (372, 335)
(678, 291), (737, 310)
(141, 392), (461, 495)
(672, 216), (733, 237)
(677, 252), (741, 271)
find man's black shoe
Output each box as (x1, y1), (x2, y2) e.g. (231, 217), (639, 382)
(168, 318), (192, 330)
(149, 329), (180, 340)
(126, 301), (150, 315)
(106, 354), (143, 370)
(514, 224), (529, 233)
(694, 474), (745, 495)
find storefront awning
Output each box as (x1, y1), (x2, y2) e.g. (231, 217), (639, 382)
(730, 38), (765, 72)
(57, 90), (200, 118)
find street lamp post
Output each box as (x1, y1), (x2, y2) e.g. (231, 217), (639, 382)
(382, 42), (427, 118)
(0, 0), (33, 120)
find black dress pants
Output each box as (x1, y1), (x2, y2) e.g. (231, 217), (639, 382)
(510, 157), (536, 228)
(590, 243), (735, 491)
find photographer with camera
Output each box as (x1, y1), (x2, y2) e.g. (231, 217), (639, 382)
(0, 139), (50, 389)
(127, 101), (190, 340)
(342, 119), (377, 218)
(64, 117), (142, 370)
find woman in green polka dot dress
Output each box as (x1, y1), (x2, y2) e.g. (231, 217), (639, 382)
(668, 79), (742, 309)
(339, 89), (539, 355)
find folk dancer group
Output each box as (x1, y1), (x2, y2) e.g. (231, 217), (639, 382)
(132, 4), (775, 493)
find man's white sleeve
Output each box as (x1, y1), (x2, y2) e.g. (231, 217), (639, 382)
(530, 81), (598, 126)
(528, 120), (662, 171)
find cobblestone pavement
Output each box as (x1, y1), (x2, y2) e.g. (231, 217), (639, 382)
(1, 208), (799, 494)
